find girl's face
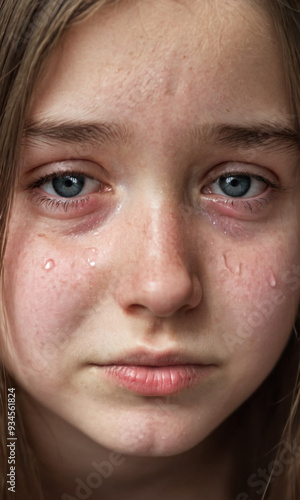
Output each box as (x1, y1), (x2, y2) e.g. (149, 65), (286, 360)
(3, 0), (300, 457)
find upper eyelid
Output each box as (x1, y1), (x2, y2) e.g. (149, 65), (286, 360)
(201, 172), (289, 200)
(213, 173), (272, 186)
(204, 166), (283, 190)
(24, 160), (111, 191)
(29, 170), (97, 189)
(24, 160), (286, 194)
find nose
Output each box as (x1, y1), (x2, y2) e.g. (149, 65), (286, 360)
(116, 201), (202, 317)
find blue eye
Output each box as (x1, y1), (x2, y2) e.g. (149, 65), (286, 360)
(38, 173), (102, 198)
(52, 175), (85, 198)
(207, 174), (268, 199)
(219, 176), (251, 198)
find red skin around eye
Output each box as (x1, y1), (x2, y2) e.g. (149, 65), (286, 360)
(29, 190), (114, 225)
(201, 193), (271, 218)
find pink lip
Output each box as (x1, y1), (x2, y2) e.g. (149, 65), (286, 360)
(101, 364), (215, 396)
(90, 348), (217, 396)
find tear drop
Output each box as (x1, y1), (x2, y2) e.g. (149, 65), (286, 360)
(268, 272), (277, 288)
(44, 259), (55, 271)
(84, 248), (98, 268)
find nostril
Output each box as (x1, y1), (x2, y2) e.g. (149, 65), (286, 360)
(117, 269), (202, 318)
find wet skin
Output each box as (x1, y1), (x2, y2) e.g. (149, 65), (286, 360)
(2, 0), (300, 498)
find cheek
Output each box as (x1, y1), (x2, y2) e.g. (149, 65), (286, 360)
(214, 243), (300, 365)
(2, 237), (115, 381)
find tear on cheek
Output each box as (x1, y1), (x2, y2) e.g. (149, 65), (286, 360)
(222, 269), (298, 354)
(223, 252), (242, 276)
(222, 252), (279, 287)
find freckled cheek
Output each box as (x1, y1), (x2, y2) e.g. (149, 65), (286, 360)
(215, 253), (300, 359)
(3, 242), (115, 370)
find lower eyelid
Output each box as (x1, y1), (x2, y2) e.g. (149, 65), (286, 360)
(27, 190), (104, 220)
(30, 191), (89, 208)
(201, 189), (276, 219)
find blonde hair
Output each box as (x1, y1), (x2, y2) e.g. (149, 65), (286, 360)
(0, 1), (299, 498)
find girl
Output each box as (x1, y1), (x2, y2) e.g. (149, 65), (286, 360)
(0, 0), (300, 498)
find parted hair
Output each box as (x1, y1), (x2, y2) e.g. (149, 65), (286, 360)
(0, 1), (299, 499)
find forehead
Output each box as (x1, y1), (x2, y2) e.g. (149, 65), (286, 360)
(29, 0), (291, 131)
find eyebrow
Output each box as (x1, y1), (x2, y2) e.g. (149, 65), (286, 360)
(194, 122), (300, 153)
(23, 119), (133, 147)
(23, 119), (300, 153)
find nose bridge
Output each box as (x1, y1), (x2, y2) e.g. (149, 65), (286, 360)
(138, 196), (187, 270)
(116, 194), (202, 317)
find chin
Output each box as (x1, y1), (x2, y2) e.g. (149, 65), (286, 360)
(85, 411), (209, 457)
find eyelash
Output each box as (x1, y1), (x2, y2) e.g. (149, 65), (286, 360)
(30, 170), (94, 187)
(206, 171), (282, 191)
(28, 170), (104, 213)
(202, 170), (285, 212)
(31, 194), (90, 213)
(27, 167), (285, 217)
